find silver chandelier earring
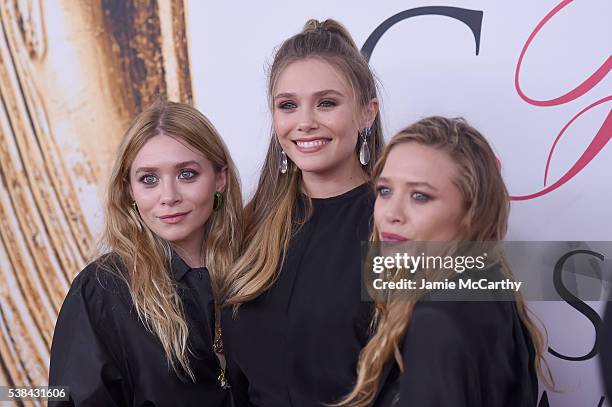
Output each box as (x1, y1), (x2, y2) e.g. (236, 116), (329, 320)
(280, 150), (288, 174)
(359, 127), (371, 166)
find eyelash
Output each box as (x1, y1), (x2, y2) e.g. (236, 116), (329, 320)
(138, 169), (198, 185)
(376, 185), (431, 202)
(140, 174), (158, 185)
(318, 99), (337, 108)
(276, 99), (338, 110)
(412, 192), (430, 202)
(376, 185), (392, 197)
(178, 169), (198, 180)
(278, 101), (296, 110)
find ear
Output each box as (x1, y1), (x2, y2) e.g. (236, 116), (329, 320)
(362, 97), (379, 128)
(216, 166), (228, 192)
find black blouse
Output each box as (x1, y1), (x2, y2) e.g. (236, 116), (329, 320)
(221, 183), (375, 407)
(48, 254), (230, 407)
(374, 270), (539, 407)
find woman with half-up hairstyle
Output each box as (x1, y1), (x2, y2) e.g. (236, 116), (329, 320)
(221, 19), (383, 406)
(339, 116), (552, 407)
(49, 100), (242, 407)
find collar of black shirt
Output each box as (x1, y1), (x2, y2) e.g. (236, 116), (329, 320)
(170, 252), (207, 281)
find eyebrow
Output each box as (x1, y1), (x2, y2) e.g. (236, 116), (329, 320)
(134, 161), (201, 174)
(273, 89), (345, 101)
(378, 177), (438, 191)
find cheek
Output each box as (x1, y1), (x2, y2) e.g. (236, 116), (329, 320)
(195, 192), (214, 211)
(273, 119), (293, 150)
(191, 193), (215, 226)
(339, 130), (358, 149)
(331, 109), (358, 137)
(192, 179), (218, 208)
(131, 185), (157, 211)
(433, 205), (465, 239)
(404, 205), (444, 240)
(273, 115), (292, 136)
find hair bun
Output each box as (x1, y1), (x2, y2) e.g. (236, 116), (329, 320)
(303, 19), (326, 33)
(301, 18), (359, 51)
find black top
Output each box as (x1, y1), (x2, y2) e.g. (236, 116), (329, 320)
(221, 183), (374, 407)
(374, 271), (539, 407)
(49, 254), (230, 407)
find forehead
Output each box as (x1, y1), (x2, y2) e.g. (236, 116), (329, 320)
(131, 134), (206, 167)
(275, 58), (353, 95)
(381, 142), (458, 185)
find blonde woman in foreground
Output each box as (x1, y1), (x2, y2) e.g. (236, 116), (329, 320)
(340, 116), (549, 407)
(49, 100), (242, 406)
(222, 18), (383, 406)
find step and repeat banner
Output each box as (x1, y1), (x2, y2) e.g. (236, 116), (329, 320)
(0, 0), (609, 406)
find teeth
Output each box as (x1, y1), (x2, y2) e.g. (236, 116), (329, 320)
(296, 139), (330, 148)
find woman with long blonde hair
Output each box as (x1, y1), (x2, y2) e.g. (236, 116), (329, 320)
(221, 19), (383, 406)
(49, 100), (242, 406)
(339, 116), (549, 406)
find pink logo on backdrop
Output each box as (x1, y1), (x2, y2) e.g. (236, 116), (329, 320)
(511, 0), (611, 201)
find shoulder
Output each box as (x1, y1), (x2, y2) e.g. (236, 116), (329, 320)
(404, 301), (470, 349)
(405, 299), (516, 354)
(66, 254), (130, 311)
(52, 255), (134, 351)
(341, 182), (375, 227)
(354, 182), (375, 207)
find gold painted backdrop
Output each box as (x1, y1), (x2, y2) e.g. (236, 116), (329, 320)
(0, 0), (192, 404)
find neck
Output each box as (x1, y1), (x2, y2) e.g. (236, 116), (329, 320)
(301, 157), (367, 198)
(172, 239), (205, 268)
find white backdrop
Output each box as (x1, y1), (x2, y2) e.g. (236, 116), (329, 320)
(187, 1), (612, 406)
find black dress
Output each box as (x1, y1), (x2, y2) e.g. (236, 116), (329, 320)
(374, 270), (539, 407)
(49, 253), (230, 407)
(221, 183), (374, 407)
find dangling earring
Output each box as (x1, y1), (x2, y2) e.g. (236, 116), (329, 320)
(359, 127), (371, 166)
(280, 150), (288, 174)
(213, 192), (224, 211)
(130, 200), (138, 212)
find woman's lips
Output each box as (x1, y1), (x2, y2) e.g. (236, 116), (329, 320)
(159, 211), (190, 224)
(293, 138), (331, 153)
(380, 232), (409, 242)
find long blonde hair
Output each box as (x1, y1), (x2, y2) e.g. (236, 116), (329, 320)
(339, 116), (552, 406)
(100, 99), (243, 380)
(225, 19), (384, 309)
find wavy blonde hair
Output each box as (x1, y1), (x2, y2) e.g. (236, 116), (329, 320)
(99, 99), (243, 380)
(225, 18), (384, 309)
(339, 116), (552, 406)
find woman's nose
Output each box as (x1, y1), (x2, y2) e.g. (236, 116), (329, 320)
(160, 180), (181, 206)
(297, 108), (318, 132)
(383, 195), (406, 225)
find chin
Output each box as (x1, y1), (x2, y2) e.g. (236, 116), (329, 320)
(151, 227), (190, 243)
(293, 159), (334, 174)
